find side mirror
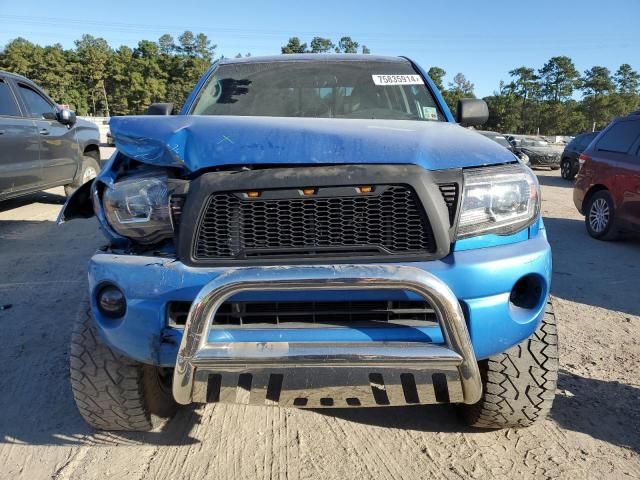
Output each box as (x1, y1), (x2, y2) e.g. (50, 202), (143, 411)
(456, 99), (489, 127)
(57, 109), (76, 126)
(145, 103), (173, 115)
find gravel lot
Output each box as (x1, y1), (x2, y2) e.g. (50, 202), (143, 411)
(0, 154), (638, 480)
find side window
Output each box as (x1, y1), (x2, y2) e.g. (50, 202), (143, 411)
(596, 121), (640, 154)
(582, 133), (597, 150)
(576, 136), (589, 150)
(0, 80), (21, 117)
(17, 84), (55, 119)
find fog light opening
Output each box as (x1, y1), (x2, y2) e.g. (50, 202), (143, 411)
(509, 275), (543, 310)
(97, 284), (127, 318)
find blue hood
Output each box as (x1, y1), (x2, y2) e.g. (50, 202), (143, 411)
(109, 115), (514, 172)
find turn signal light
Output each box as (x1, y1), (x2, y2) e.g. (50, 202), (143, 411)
(578, 153), (590, 166)
(358, 186), (373, 193)
(302, 188), (316, 196)
(246, 191), (260, 198)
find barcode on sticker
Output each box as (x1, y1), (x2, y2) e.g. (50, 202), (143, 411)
(372, 74), (425, 86)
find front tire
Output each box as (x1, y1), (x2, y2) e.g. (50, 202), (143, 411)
(65, 153), (100, 197)
(461, 302), (558, 429)
(69, 300), (178, 431)
(560, 159), (575, 180)
(585, 190), (619, 240)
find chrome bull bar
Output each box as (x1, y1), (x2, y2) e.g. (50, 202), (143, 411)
(173, 265), (482, 407)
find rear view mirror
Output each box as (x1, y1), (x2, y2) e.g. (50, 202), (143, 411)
(456, 99), (489, 127)
(145, 103), (173, 115)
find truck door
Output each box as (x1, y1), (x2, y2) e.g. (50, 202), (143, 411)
(15, 82), (78, 187)
(0, 77), (41, 197)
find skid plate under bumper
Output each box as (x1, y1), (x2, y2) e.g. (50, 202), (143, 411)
(173, 265), (482, 408)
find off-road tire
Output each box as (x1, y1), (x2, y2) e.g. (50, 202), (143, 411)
(64, 153), (100, 197)
(69, 300), (178, 431)
(461, 301), (558, 429)
(585, 190), (619, 241)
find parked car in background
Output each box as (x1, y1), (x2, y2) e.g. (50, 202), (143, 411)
(507, 136), (561, 169)
(573, 112), (640, 239)
(0, 71), (101, 200)
(560, 131), (599, 180)
(476, 130), (529, 165)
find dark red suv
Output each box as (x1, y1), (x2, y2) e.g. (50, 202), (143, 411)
(574, 112), (640, 239)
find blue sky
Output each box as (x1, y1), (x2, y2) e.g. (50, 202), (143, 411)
(0, 0), (638, 97)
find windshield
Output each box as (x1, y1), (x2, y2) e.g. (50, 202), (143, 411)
(190, 60), (445, 121)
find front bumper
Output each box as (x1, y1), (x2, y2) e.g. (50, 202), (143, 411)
(173, 265), (482, 407)
(89, 228), (551, 372)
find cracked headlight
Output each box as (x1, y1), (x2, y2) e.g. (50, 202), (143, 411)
(457, 163), (540, 239)
(102, 172), (174, 244)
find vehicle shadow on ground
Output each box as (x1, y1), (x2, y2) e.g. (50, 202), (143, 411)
(314, 404), (472, 433)
(536, 173), (574, 189)
(0, 397), (205, 447)
(0, 191), (66, 213)
(544, 216), (640, 317)
(317, 370), (640, 454)
(552, 370), (640, 454)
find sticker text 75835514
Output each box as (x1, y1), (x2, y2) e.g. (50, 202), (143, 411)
(371, 74), (425, 86)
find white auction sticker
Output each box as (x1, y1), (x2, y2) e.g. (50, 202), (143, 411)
(372, 74), (425, 86)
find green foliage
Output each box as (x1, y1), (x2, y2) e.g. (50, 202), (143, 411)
(538, 56), (581, 102)
(615, 64), (640, 94)
(431, 57), (639, 135)
(281, 36), (369, 54)
(427, 66), (446, 91)
(336, 37), (359, 54)
(484, 82), (522, 133)
(0, 34), (636, 134)
(441, 72), (475, 116)
(310, 37), (334, 53)
(281, 37), (308, 54)
(0, 31), (218, 115)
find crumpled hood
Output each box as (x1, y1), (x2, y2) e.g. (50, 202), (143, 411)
(109, 115), (515, 172)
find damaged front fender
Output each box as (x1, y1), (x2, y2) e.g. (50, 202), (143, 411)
(57, 180), (94, 223)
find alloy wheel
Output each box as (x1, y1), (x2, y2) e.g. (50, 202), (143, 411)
(589, 198), (610, 233)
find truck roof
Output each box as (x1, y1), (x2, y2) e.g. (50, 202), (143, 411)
(218, 54), (409, 65)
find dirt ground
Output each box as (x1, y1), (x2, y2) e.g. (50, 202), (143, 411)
(0, 158), (638, 480)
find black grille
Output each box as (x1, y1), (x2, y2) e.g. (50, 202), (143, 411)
(438, 183), (459, 226)
(193, 185), (436, 261)
(167, 300), (437, 328)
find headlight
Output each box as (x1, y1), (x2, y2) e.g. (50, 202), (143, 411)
(102, 172), (173, 244)
(457, 163), (540, 239)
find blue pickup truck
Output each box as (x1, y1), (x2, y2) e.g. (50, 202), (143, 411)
(60, 54), (557, 432)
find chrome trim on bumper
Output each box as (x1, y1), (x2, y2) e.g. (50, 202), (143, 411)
(173, 265), (482, 407)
